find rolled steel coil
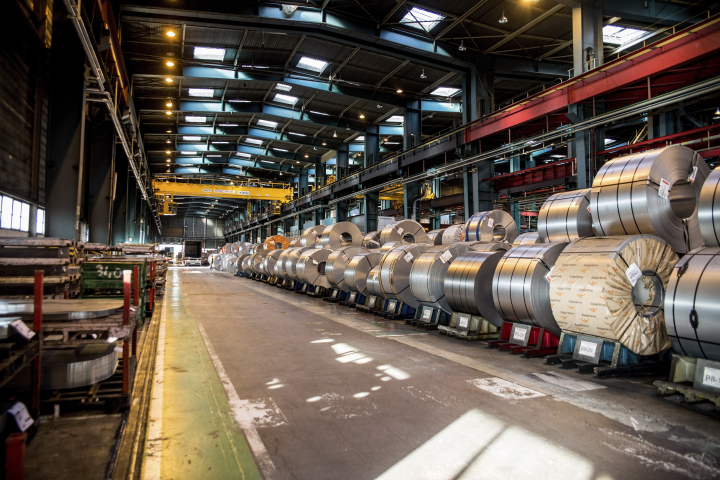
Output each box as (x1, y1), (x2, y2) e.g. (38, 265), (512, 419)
(319, 221), (363, 249)
(226, 254), (239, 274)
(427, 229), (446, 245)
(263, 250), (284, 277)
(213, 255), (223, 270)
(240, 254), (253, 274)
(229, 243), (240, 254)
(442, 224), (465, 244)
(362, 231), (381, 249)
(366, 265), (384, 298)
(665, 247), (720, 361)
(379, 219), (430, 245)
(551, 235), (678, 355)
(284, 247), (313, 281)
(345, 252), (383, 295)
(251, 249), (272, 275)
(296, 248), (332, 288)
(512, 232), (541, 247)
(237, 253), (251, 273)
(409, 243), (473, 312)
(326, 246), (369, 291)
(537, 189), (594, 243)
(445, 250), (507, 326)
(590, 145), (709, 254)
(263, 235), (289, 251)
(467, 241), (511, 253)
(379, 244), (430, 308)
(300, 225), (327, 247)
(276, 248), (296, 279)
(381, 241), (400, 252)
(493, 242), (569, 336)
(699, 168), (720, 248)
(42, 343), (119, 390)
(465, 210), (518, 244)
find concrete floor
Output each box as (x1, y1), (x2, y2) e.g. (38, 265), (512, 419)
(144, 267), (720, 480)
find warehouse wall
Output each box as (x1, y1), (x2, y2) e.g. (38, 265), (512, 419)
(160, 216), (226, 240)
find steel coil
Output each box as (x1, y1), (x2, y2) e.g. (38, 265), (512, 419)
(251, 249), (272, 275)
(263, 235), (289, 250)
(381, 241), (399, 252)
(537, 189), (594, 243)
(590, 145), (709, 254)
(379, 219), (430, 245)
(409, 243), (473, 312)
(379, 244), (430, 308)
(512, 232), (541, 246)
(237, 253), (251, 273)
(226, 254), (239, 274)
(467, 241), (511, 253)
(362, 231), (381, 249)
(427, 229), (446, 245)
(442, 224), (465, 244)
(213, 255), (223, 270)
(42, 343), (118, 390)
(493, 242), (569, 336)
(465, 210), (518, 244)
(276, 249), (296, 279)
(698, 168), (720, 247)
(284, 247), (312, 281)
(345, 252), (383, 295)
(551, 235), (678, 355)
(445, 250), (507, 325)
(665, 247), (720, 361)
(300, 225), (327, 247)
(263, 250), (284, 277)
(319, 221), (363, 249)
(240, 254), (253, 274)
(296, 248), (332, 288)
(326, 246), (369, 291)
(366, 265), (384, 298)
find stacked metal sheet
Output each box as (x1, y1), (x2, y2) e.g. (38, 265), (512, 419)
(296, 248), (332, 288)
(409, 243), (474, 313)
(379, 219), (430, 245)
(465, 210), (518, 244)
(319, 221), (363, 249)
(326, 246), (369, 291)
(699, 168), (720, 248)
(379, 244), (430, 308)
(345, 252), (383, 296)
(537, 189), (594, 243)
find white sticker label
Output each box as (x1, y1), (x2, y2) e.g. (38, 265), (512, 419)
(397, 227), (404, 235)
(487, 218), (494, 228)
(404, 253), (414, 263)
(342, 254), (348, 261)
(388, 301), (397, 310)
(312, 259), (318, 265)
(579, 340), (598, 357)
(545, 266), (553, 282)
(8, 402), (34, 432)
(10, 319), (35, 340)
(702, 366), (720, 388)
(625, 263), (643, 286)
(439, 250), (453, 264)
(312, 230), (317, 235)
(658, 178), (671, 199)
(368, 297), (376, 307)
(513, 328), (528, 341)
(373, 273), (378, 281)
(349, 293), (356, 301)
(423, 309), (432, 319)
(114, 347), (124, 353)
(458, 316), (469, 328)
(689, 166), (698, 183)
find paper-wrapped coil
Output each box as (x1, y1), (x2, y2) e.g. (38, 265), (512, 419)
(664, 247), (720, 361)
(300, 225), (327, 247)
(590, 145), (709, 254)
(445, 250), (507, 326)
(426, 229), (445, 245)
(326, 246), (369, 291)
(379, 244), (430, 308)
(537, 189), (594, 243)
(550, 235), (678, 355)
(296, 248), (332, 288)
(362, 231), (382, 249)
(442, 224), (465, 244)
(263, 235), (289, 251)
(262, 250), (284, 277)
(698, 168), (720, 248)
(512, 232), (541, 246)
(319, 221), (363, 249)
(284, 247), (312, 281)
(345, 252), (383, 295)
(465, 210), (519, 244)
(493, 243), (569, 336)
(379, 219), (430, 245)
(409, 243), (473, 313)
(366, 265), (384, 298)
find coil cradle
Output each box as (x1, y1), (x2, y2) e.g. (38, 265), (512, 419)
(426, 229), (446, 245)
(379, 219), (430, 246)
(319, 221), (363, 249)
(345, 252), (384, 310)
(378, 244), (430, 318)
(442, 224), (465, 244)
(365, 265), (385, 309)
(465, 210), (519, 244)
(300, 225), (327, 247)
(512, 232), (541, 246)
(325, 246), (369, 296)
(590, 145), (709, 254)
(296, 248), (332, 293)
(698, 168), (720, 248)
(362, 231), (382, 249)
(537, 189), (594, 243)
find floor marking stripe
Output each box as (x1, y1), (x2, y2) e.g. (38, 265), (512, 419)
(143, 288), (167, 480)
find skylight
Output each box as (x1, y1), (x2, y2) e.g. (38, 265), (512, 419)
(604, 138), (616, 145)
(276, 84), (293, 92)
(260, 160), (275, 164)
(431, 87), (460, 97)
(309, 110), (330, 116)
(257, 119), (278, 128)
(182, 136), (201, 141)
(236, 152), (252, 158)
(603, 25), (646, 46)
(185, 116), (207, 123)
(386, 115), (405, 123)
(193, 47), (226, 61)
(188, 88), (214, 97)
(273, 148), (289, 152)
(228, 99), (251, 103)
(245, 138), (263, 145)
(288, 132), (306, 136)
(180, 151), (196, 154)
(211, 141), (229, 144)
(297, 56), (329, 74)
(274, 93), (299, 106)
(354, 136), (365, 142)
(400, 7), (445, 33)
(219, 123), (238, 127)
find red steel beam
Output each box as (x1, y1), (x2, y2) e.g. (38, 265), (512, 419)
(597, 123), (720, 157)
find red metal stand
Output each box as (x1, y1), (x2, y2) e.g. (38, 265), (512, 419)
(122, 271), (131, 395)
(488, 321), (560, 357)
(5, 433), (27, 480)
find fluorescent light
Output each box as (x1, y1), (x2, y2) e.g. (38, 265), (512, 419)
(550, 155), (566, 158)
(604, 138), (616, 145)
(257, 119), (278, 128)
(245, 138), (263, 145)
(288, 132), (306, 136)
(185, 116), (207, 123)
(297, 56), (329, 74)
(219, 123), (238, 126)
(309, 110), (330, 116)
(400, 7), (445, 32)
(182, 136), (201, 141)
(228, 99), (251, 103)
(276, 84), (293, 92)
(188, 88), (214, 97)
(241, 65), (269, 69)
(180, 151), (196, 154)
(386, 115), (404, 123)
(383, 142), (401, 144)
(193, 46), (226, 61)
(354, 136), (365, 142)
(207, 154), (222, 157)
(212, 141), (229, 144)
(274, 93), (299, 105)
(236, 152), (252, 158)
(431, 87), (460, 97)
(273, 148), (289, 152)
(603, 25), (646, 46)
(260, 160), (275, 164)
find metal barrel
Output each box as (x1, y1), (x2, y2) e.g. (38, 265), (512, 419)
(409, 243), (473, 313)
(442, 224), (465, 244)
(366, 265), (384, 298)
(512, 232), (541, 246)
(426, 229), (446, 245)
(300, 225), (327, 247)
(699, 168), (720, 248)
(465, 210), (519, 244)
(296, 248), (332, 288)
(379, 219), (430, 245)
(362, 231), (381, 249)
(379, 244), (430, 308)
(345, 252), (383, 295)
(319, 221), (363, 249)
(537, 189), (594, 243)
(445, 250), (507, 326)
(326, 246), (369, 291)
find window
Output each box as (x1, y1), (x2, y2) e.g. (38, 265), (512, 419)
(36, 208), (45, 235)
(431, 87), (460, 97)
(182, 136), (202, 141)
(245, 138), (263, 145)
(386, 115), (405, 123)
(188, 88), (215, 97)
(0, 195), (32, 232)
(297, 56), (329, 73)
(603, 25), (646, 46)
(353, 136), (365, 142)
(236, 152), (252, 158)
(193, 47), (226, 61)
(273, 93), (299, 106)
(276, 84), (293, 92)
(185, 116), (207, 123)
(400, 7), (445, 33)
(257, 119), (279, 128)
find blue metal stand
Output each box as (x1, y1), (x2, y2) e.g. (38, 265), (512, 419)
(410, 305), (449, 330)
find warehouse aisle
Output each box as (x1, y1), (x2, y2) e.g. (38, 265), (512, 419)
(145, 267), (720, 480)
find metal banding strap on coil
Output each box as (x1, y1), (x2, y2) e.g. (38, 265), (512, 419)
(326, 246), (369, 291)
(362, 231), (381, 249)
(493, 242), (569, 336)
(442, 224), (465, 244)
(319, 221), (363, 249)
(296, 248), (332, 288)
(698, 168), (720, 248)
(345, 252), (383, 295)
(465, 210), (519, 244)
(365, 265), (384, 298)
(42, 343), (119, 389)
(409, 243), (473, 313)
(426, 229), (446, 245)
(590, 145), (709, 254)
(300, 225), (327, 247)
(537, 188), (594, 243)
(512, 232), (541, 246)
(550, 235), (678, 356)
(284, 246), (312, 281)
(379, 219), (430, 245)
(379, 244), (430, 308)
(263, 235), (289, 251)
(664, 247), (720, 361)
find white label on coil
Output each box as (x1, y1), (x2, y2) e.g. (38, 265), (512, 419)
(397, 227), (404, 235)
(487, 218), (494, 228)
(579, 340), (597, 357)
(8, 402), (34, 432)
(115, 347), (124, 353)
(404, 253), (414, 262)
(658, 178), (671, 199)
(545, 267), (554, 282)
(373, 273), (378, 281)
(440, 250), (453, 263)
(313, 259), (318, 265)
(513, 328), (527, 341)
(423, 308), (432, 319)
(342, 254), (348, 261)
(312, 230), (317, 235)
(458, 316), (469, 328)
(388, 300), (397, 310)
(10, 319), (35, 340)
(625, 263), (643, 286)
(702, 367), (720, 388)
(689, 166), (698, 183)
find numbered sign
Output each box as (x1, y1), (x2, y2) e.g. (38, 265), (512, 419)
(572, 335), (604, 364)
(368, 296), (376, 308)
(693, 359), (720, 394)
(348, 292), (357, 303)
(509, 324), (531, 346)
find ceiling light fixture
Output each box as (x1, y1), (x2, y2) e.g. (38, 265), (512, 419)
(166, 101), (173, 107)
(359, 112), (365, 119)
(304, 154), (309, 158)
(322, 141), (327, 146)
(166, 130), (172, 133)
(458, 40), (466, 51)
(165, 78), (173, 83)
(165, 150), (171, 154)
(165, 111), (172, 115)
(396, 89), (403, 93)
(333, 131), (337, 138)
(166, 61), (174, 66)
(166, 139), (171, 143)
(716, 107), (720, 115)
(499, 11), (508, 23)
(166, 159), (170, 162)
(166, 31), (176, 37)
(420, 69), (427, 79)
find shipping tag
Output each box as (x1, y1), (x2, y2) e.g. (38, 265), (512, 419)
(404, 252), (413, 262)
(422, 309), (432, 319)
(487, 218), (494, 228)
(578, 340), (597, 357)
(658, 178), (671, 199)
(458, 315), (469, 328)
(513, 328), (527, 341)
(10, 319), (35, 340)
(397, 227), (404, 235)
(688, 166), (698, 183)
(702, 366), (720, 388)
(341, 254), (348, 261)
(8, 402), (34, 432)
(625, 263), (643, 286)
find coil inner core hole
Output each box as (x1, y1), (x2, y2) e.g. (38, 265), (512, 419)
(631, 271), (664, 317)
(668, 181), (697, 219)
(402, 233), (416, 243)
(340, 232), (352, 245)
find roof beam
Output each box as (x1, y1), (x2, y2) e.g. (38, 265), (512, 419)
(283, 35), (306, 69)
(420, 72), (457, 93)
(381, 0), (407, 26)
(232, 30), (248, 69)
(376, 59), (411, 87)
(484, 4), (565, 54)
(330, 47), (360, 80)
(433, 0), (491, 41)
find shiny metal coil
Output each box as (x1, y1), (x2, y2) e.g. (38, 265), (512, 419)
(465, 210), (518, 244)
(445, 250), (507, 326)
(300, 225), (327, 247)
(240, 254), (253, 274)
(262, 250), (284, 277)
(467, 241), (511, 253)
(537, 189), (594, 243)
(381, 241), (399, 252)
(512, 232), (541, 246)
(442, 224), (465, 244)
(365, 265), (384, 298)
(42, 343), (119, 390)
(362, 231), (381, 249)
(276, 249), (296, 278)
(326, 246), (369, 291)
(427, 229), (445, 245)
(699, 168), (720, 247)
(492, 242), (568, 336)
(226, 254), (239, 274)
(296, 248), (332, 288)
(237, 254), (251, 274)
(379, 244), (430, 308)
(284, 247), (312, 281)
(320, 221), (363, 249)
(213, 254), (223, 270)
(263, 235), (289, 251)
(251, 249), (272, 275)
(345, 252), (383, 295)
(665, 247), (720, 361)
(409, 243), (473, 313)
(590, 145), (709, 254)
(379, 219), (430, 245)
